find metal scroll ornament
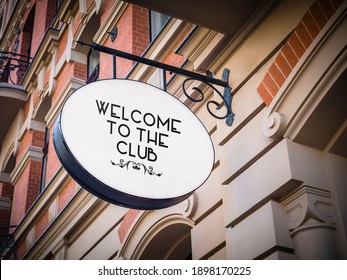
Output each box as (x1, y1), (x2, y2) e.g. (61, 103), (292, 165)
(182, 68), (234, 126)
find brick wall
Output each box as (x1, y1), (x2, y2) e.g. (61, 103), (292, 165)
(73, 62), (87, 80)
(34, 210), (49, 241)
(16, 238), (26, 259)
(0, 182), (14, 198)
(45, 0), (57, 30)
(0, 182), (14, 245)
(132, 5), (149, 56)
(30, 0), (57, 57)
(10, 164), (30, 226)
(10, 160), (43, 227)
(9, 128), (44, 226)
(118, 209), (141, 242)
(45, 128), (60, 185)
(0, 208), (11, 245)
(17, 130), (44, 166)
(100, 5), (150, 79)
(57, 179), (76, 213)
(57, 28), (69, 63)
(0, 181), (12, 245)
(257, 0), (344, 105)
(26, 160), (42, 210)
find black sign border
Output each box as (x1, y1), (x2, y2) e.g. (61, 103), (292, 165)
(53, 79), (215, 210)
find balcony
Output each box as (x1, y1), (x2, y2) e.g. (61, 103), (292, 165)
(0, 51), (30, 144)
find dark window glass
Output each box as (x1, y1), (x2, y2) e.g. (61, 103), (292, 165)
(150, 11), (170, 41)
(87, 49), (99, 83)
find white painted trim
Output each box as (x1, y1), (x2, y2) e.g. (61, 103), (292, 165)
(29, 120), (46, 132)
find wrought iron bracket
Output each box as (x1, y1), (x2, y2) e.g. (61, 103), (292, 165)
(77, 40), (235, 126)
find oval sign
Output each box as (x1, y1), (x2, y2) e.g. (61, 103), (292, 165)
(53, 79), (214, 209)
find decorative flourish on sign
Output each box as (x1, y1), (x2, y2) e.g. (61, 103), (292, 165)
(110, 159), (162, 177)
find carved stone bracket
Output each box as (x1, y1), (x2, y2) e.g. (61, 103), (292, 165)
(262, 110), (286, 138)
(182, 192), (197, 219)
(281, 186), (335, 232)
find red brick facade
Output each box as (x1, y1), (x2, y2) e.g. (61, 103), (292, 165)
(1, 1), (183, 258)
(257, 0), (344, 105)
(0, 0), (345, 261)
(10, 160), (42, 227)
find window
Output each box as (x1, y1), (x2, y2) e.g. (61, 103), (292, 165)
(149, 11), (170, 41)
(87, 49), (99, 83)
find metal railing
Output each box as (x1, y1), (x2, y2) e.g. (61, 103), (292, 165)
(0, 50), (31, 85)
(0, 225), (17, 260)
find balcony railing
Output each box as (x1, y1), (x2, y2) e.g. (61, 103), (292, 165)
(0, 51), (32, 85)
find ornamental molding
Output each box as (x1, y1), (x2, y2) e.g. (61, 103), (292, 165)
(119, 209), (195, 260)
(281, 186), (335, 232)
(21, 27), (61, 90)
(263, 5), (347, 139)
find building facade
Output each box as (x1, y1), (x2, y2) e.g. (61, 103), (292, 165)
(0, 0), (346, 260)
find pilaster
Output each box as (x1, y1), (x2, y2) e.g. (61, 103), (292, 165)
(282, 186), (337, 259)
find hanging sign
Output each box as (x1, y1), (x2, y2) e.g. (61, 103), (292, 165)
(53, 79), (214, 209)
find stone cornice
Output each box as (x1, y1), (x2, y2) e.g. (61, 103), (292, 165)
(21, 26), (62, 90)
(54, 0), (78, 25)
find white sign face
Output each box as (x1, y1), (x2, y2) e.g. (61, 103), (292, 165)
(53, 79), (214, 209)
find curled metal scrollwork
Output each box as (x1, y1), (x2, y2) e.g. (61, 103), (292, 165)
(0, 51), (31, 84)
(182, 68), (235, 126)
(78, 39), (236, 127)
